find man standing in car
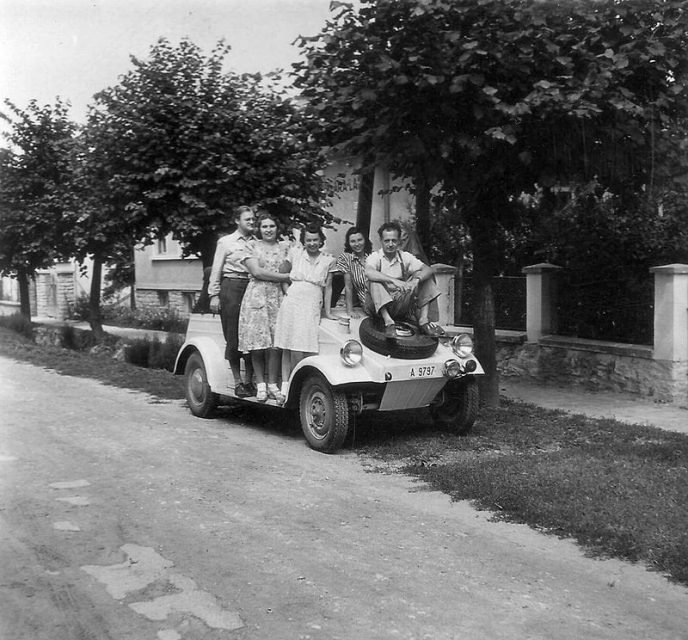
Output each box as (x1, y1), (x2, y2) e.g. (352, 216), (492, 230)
(208, 205), (256, 397)
(365, 221), (444, 340)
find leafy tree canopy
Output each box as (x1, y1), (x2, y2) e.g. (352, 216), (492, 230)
(0, 98), (79, 279)
(86, 38), (332, 266)
(295, 0), (688, 214)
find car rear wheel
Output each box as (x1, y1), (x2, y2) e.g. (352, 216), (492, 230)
(184, 352), (219, 418)
(299, 374), (351, 453)
(430, 377), (479, 435)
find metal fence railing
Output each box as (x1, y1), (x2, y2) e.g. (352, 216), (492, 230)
(457, 273), (653, 345)
(458, 276), (527, 332)
(555, 276), (653, 346)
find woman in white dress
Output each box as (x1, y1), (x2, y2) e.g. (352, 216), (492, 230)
(274, 223), (336, 399)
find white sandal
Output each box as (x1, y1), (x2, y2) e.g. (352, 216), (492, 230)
(267, 383), (285, 405)
(256, 383), (268, 402)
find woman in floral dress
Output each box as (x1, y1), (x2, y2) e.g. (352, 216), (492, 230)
(274, 223), (336, 399)
(238, 212), (290, 402)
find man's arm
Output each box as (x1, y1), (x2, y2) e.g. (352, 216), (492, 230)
(365, 255), (405, 288)
(411, 262), (434, 284)
(207, 239), (227, 312)
(401, 254), (434, 293)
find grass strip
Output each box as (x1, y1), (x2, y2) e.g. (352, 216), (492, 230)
(0, 327), (184, 400)
(358, 403), (688, 586)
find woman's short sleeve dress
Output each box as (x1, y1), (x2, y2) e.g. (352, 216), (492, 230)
(274, 246), (336, 353)
(237, 240), (290, 353)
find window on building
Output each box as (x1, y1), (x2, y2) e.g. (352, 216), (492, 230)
(157, 290), (169, 307)
(182, 292), (196, 314)
(156, 237), (168, 254)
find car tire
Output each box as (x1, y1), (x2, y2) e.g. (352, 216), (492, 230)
(430, 377), (479, 435)
(358, 317), (438, 360)
(299, 374), (351, 453)
(184, 352), (219, 418)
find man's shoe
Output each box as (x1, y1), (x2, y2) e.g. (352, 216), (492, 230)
(420, 321), (445, 338)
(234, 382), (252, 398)
(245, 382), (257, 397)
(384, 323), (397, 341)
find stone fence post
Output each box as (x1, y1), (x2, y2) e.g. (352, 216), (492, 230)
(650, 264), (688, 363)
(522, 263), (562, 342)
(431, 263), (457, 326)
(55, 262), (76, 320)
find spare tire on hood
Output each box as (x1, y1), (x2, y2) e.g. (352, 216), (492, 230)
(358, 317), (438, 359)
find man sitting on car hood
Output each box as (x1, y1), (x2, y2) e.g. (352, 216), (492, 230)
(364, 221), (444, 340)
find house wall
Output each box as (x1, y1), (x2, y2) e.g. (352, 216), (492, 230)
(1, 261), (93, 320)
(0, 277), (20, 316)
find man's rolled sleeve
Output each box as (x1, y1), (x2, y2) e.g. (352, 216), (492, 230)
(207, 239), (228, 298)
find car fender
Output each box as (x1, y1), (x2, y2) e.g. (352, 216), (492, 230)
(289, 353), (380, 388)
(174, 336), (228, 392)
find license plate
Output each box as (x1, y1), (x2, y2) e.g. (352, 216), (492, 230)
(409, 365), (436, 378)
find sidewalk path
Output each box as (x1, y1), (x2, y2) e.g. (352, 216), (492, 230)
(501, 377), (688, 435)
(34, 317), (176, 342)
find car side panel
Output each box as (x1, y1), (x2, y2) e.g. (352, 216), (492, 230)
(175, 337), (229, 393)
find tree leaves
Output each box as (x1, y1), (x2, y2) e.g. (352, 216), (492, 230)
(0, 99), (80, 279)
(84, 38), (331, 265)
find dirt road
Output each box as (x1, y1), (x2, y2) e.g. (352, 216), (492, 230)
(1, 355), (687, 640)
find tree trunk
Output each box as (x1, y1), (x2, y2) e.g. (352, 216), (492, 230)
(17, 268), (31, 319)
(130, 246), (137, 310)
(468, 201), (500, 409)
(454, 253), (464, 324)
(355, 168), (375, 239)
(414, 173), (432, 259)
(89, 255), (105, 342)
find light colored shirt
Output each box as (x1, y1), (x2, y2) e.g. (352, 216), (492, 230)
(288, 245), (337, 287)
(207, 230), (256, 297)
(365, 249), (424, 280)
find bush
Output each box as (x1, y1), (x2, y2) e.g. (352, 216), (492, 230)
(59, 325), (100, 351)
(123, 334), (185, 371)
(103, 305), (188, 333)
(67, 298), (188, 334)
(0, 312), (34, 339)
(68, 294), (91, 321)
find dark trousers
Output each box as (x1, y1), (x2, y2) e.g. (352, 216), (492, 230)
(219, 278), (249, 362)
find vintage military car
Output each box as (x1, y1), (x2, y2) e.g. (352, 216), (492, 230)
(175, 312), (483, 453)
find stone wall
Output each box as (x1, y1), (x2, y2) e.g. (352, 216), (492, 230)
(495, 335), (687, 404)
(136, 289), (195, 316)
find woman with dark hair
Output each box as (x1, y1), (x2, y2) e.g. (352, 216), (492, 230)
(274, 223), (336, 399)
(237, 211), (291, 402)
(335, 226), (373, 319)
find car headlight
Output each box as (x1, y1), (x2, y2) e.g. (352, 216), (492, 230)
(452, 333), (474, 358)
(443, 359), (462, 378)
(340, 340), (363, 366)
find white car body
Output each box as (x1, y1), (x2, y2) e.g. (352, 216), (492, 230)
(175, 313), (484, 452)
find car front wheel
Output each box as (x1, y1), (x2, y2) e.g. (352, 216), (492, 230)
(184, 352), (219, 418)
(430, 377), (479, 435)
(299, 374), (351, 453)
